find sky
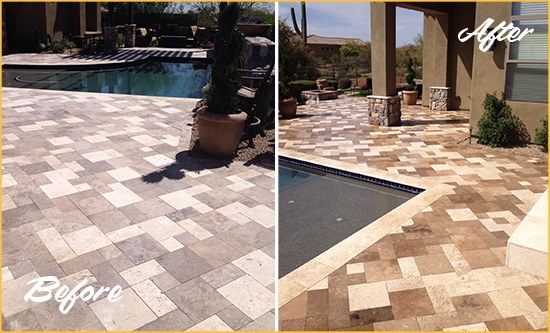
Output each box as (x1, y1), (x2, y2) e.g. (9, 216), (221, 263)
(278, 2), (423, 47)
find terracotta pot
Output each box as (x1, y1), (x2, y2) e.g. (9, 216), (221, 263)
(403, 90), (418, 105)
(279, 98), (297, 119)
(197, 107), (247, 157)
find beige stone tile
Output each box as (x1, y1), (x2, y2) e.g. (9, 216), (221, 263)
(443, 322), (488, 331)
(120, 259), (166, 285)
(346, 262), (365, 275)
(524, 311), (548, 330)
(2, 266), (14, 282)
(348, 281), (390, 311)
(488, 287), (541, 318)
(2, 194), (17, 211)
(218, 275), (274, 320)
(178, 218), (213, 240)
(2, 272), (40, 317)
(159, 237), (185, 251)
(132, 279), (177, 317)
(143, 154), (173, 167)
(386, 276), (425, 293)
(242, 204), (275, 228)
(309, 277), (328, 291)
(232, 250), (275, 286)
(397, 257), (421, 278)
(102, 183), (143, 208)
(106, 167), (141, 182)
(217, 202), (250, 217)
(427, 285), (455, 313)
(36, 227), (77, 262)
(446, 208), (477, 222)
(2, 174), (18, 188)
(90, 287), (156, 331)
(159, 190), (200, 210)
(106, 225), (145, 243)
(59, 269), (97, 289)
(186, 315), (233, 331)
(40, 180), (79, 199)
(62, 226), (112, 256)
(138, 216), (185, 242)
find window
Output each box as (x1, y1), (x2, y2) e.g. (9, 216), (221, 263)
(505, 2), (548, 103)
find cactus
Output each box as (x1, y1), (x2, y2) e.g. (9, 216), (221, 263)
(290, 2), (307, 45)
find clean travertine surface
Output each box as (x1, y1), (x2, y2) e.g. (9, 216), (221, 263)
(278, 96), (548, 331)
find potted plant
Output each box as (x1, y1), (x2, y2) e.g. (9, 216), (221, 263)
(279, 82), (297, 119)
(237, 15), (271, 36)
(403, 58), (418, 105)
(197, 3), (247, 157)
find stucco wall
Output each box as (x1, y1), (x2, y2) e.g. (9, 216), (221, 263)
(470, 2), (547, 140)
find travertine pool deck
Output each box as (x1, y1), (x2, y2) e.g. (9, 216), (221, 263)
(2, 47), (212, 68)
(278, 97), (548, 331)
(2, 87), (275, 331)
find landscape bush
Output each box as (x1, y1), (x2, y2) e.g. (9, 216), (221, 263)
(534, 116), (548, 152)
(292, 80), (317, 90)
(477, 92), (524, 147)
(338, 78), (352, 89)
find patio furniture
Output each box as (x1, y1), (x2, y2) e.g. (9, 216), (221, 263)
(159, 35), (187, 48)
(237, 57), (275, 147)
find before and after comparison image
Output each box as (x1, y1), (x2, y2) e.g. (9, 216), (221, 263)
(1, 1), (548, 332)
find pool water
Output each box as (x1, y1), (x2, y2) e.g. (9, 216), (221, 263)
(2, 61), (211, 98)
(279, 162), (416, 277)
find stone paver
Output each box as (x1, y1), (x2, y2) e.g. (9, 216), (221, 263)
(2, 87), (275, 331)
(278, 96), (548, 331)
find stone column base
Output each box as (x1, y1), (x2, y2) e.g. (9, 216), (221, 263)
(430, 87), (451, 111)
(104, 26), (119, 55)
(366, 95), (401, 126)
(124, 24), (136, 48)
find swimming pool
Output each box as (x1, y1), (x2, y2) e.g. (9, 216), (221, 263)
(2, 61), (211, 98)
(279, 160), (417, 277)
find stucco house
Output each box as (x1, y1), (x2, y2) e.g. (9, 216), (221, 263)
(370, 2), (547, 140)
(2, 2), (102, 53)
(307, 34), (367, 62)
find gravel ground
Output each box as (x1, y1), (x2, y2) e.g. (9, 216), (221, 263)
(188, 104), (275, 169)
(458, 137), (548, 159)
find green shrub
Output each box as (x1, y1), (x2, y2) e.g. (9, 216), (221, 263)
(477, 92), (524, 148)
(293, 80), (316, 90)
(317, 76), (336, 81)
(326, 79), (338, 89)
(534, 116), (548, 152)
(46, 32), (73, 54)
(338, 78), (352, 89)
(337, 71), (348, 79)
(405, 58), (416, 91)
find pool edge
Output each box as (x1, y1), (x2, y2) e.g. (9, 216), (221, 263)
(278, 149), (455, 308)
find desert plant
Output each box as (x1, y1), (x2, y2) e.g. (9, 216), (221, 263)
(205, 2), (244, 114)
(477, 92), (523, 147)
(534, 116), (548, 152)
(290, 2), (307, 45)
(339, 78), (352, 89)
(46, 32), (73, 54)
(405, 58), (416, 91)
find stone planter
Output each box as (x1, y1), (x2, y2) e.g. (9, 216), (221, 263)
(279, 98), (297, 119)
(197, 107), (247, 157)
(403, 90), (418, 105)
(236, 23), (271, 37)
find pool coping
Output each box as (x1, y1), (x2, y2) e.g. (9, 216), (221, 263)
(2, 47), (213, 70)
(278, 148), (455, 308)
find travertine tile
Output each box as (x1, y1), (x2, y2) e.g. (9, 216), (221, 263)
(90, 287), (156, 331)
(218, 275), (274, 320)
(347, 281), (390, 311)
